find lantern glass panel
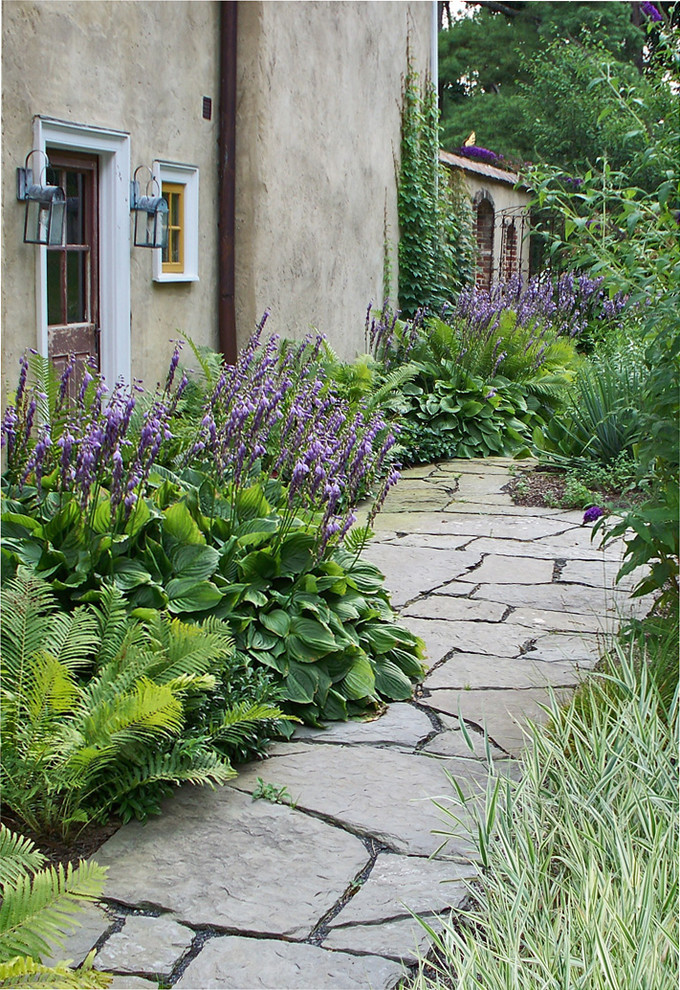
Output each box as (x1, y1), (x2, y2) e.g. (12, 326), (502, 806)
(48, 198), (66, 246)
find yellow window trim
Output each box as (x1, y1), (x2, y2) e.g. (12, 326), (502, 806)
(162, 182), (185, 274)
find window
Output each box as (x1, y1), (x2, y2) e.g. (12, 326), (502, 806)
(153, 162), (199, 283)
(162, 182), (184, 273)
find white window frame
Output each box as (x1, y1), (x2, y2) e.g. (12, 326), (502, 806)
(34, 116), (131, 386)
(152, 161), (199, 283)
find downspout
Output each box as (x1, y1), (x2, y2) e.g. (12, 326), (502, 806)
(218, 0), (238, 364)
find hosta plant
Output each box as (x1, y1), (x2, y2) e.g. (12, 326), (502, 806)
(0, 825), (110, 989)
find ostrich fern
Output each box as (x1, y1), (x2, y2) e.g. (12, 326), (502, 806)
(1, 574), (286, 839)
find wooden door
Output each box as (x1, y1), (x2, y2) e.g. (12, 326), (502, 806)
(46, 150), (100, 385)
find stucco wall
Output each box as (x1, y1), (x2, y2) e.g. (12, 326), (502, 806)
(236, 1), (433, 360)
(2, 0), (433, 410)
(1, 0), (220, 403)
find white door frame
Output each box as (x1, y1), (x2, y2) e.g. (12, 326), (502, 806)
(34, 116), (131, 385)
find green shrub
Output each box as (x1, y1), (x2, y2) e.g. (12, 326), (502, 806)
(379, 309), (580, 465)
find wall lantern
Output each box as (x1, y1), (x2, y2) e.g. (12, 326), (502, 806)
(16, 150), (66, 246)
(130, 166), (169, 249)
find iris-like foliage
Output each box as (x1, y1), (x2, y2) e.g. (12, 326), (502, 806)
(413, 641), (678, 990)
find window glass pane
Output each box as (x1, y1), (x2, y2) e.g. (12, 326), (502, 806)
(47, 251), (63, 325)
(66, 171), (84, 245)
(171, 192), (180, 227)
(66, 251), (86, 323)
(171, 231), (180, 264)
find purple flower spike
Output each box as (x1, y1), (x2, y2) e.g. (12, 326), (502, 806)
(641, 1), (662, 21)
(583, 505), (605, 524)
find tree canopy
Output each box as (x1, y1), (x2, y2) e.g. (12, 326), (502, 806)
(438, 1), (674, 173)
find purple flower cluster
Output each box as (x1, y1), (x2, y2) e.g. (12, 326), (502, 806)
(641, 1), (662, 21)
(367, 304), (424, 368)
(455, 146), (505, 167)
(455, 272), (628, 350)
(189, 316), (399, 554)
(2, 346), (187, 524)
(583, 505), (605, 524)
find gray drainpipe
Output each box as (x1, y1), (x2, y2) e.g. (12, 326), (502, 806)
(218, 0), (238, 364)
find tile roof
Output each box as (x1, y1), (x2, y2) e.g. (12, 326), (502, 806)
(440, 150), (529, 189)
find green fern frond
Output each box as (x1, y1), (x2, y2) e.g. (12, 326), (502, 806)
(369, 363), (418, 407)
(1, 575), (59, 689)
(92, 587), (140, 670)
(0, 954), (111, 988)
(0, 860), (106, 963)
(342, 525), (374, 555)
(213, 701), (293, 746)
(104, 745), (236, 798)
(26, 354), (63, 437)
(0, 827), (45, 889)
(183, 336), (225, 389)
(77, 679), (184, 750)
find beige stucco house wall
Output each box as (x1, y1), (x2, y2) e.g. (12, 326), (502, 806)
(1, 0), (433, 409)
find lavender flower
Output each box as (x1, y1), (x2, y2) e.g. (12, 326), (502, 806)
(583, 505), (605, 524)
(641, 1), (662, 21)
(455, 146), (504, 166)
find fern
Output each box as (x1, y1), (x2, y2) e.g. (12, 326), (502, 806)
(0, 828), (45, 889)
(213, 701), (296, 747)
(184, 335), (225, 390)
(0, 576), (243, 838)
(0, 827), (110, 989)
(0, 954), (110, 989)
(0, 859), (106, 963)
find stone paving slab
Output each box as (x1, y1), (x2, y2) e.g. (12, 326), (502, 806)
(469, 581), (629, 616)
(420, 686), (565, 756)
(559, 558), (644, 589)
(228, 744), (484, 858)
(360, 545), (482, 606)
(293, 703), (434, 748)
(420, 727), (508, 760)
(424, 653), (583, 691)
(324, 914), (444, 963)
(42, 904), (113, 969)
(507, 605), (614, 635)
(94, 916), (193, 975)
(326, 854), (475, 926)
(466, 534), (627, 561)
(93, 787), (369, 938)
(110, 978), (158, 989)
(369, 511), (576, 538)
(458, 554), (555, 585)
(174, 936), (406, 990)
(401, 617), (550, 661)
(403, 596), (507, 623)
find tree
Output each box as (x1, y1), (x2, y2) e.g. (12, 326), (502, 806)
(439, 2), (647, 164)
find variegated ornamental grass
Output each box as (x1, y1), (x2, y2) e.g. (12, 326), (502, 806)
(412, 647), (678, 990)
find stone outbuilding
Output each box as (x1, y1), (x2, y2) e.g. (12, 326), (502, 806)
(1, 1), (434, 404)
(440, 150), (532, 289)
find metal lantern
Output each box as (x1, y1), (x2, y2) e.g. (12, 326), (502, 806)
(131, 167), (169, 249)
(16, 151), (66, 246)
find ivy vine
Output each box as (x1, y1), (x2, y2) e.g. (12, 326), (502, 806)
(398, 67), (475, 316)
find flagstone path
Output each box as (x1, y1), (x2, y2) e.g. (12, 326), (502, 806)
(59, 459), (647, 989)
